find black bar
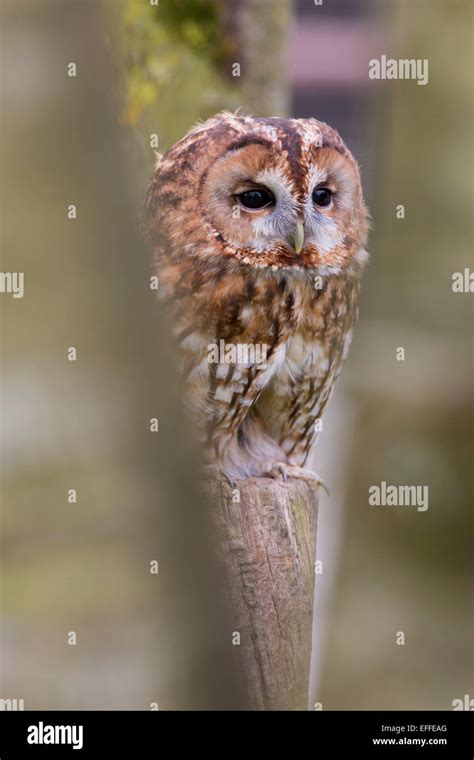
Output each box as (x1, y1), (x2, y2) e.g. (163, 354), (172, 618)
(0, 710), (472, 757)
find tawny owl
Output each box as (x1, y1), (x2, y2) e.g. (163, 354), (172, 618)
(144, 112), (369, 486)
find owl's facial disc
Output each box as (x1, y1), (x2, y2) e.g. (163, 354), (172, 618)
(200, 135), (365, 269)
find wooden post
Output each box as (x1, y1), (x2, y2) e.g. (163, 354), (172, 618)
(203, 477), (319, 710)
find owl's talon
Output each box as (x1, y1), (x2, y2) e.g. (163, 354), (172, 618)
(309, 473), (330, 497)
(263, 462), (329, 495)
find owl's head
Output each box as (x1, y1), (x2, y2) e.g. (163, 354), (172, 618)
(146, 112), (369, 275)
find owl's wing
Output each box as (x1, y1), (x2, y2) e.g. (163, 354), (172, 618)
(255, 277), (360, 467)
(178, 327), (283, 463)
(256, 342), (343, 467)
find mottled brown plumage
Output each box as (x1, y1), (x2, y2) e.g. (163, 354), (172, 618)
(144, 112), (369, 483)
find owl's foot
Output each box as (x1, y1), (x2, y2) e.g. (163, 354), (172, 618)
(263, 462), (329, 495)
(201, 464), (236, 488)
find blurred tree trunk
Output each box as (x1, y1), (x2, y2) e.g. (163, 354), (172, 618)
(223, 0), (291, 115)
(0, 0), (246, 710)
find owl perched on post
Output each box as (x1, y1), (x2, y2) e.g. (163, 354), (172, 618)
(144, 113), (369, 485)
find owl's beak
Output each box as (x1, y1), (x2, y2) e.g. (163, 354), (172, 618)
(290, 221), (305, 255)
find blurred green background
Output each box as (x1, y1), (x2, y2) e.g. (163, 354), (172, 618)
(1, 0), (472, 709)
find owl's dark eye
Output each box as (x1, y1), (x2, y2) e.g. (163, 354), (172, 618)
(312, 187), (333, 207)
(236, 188), (274, 209)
